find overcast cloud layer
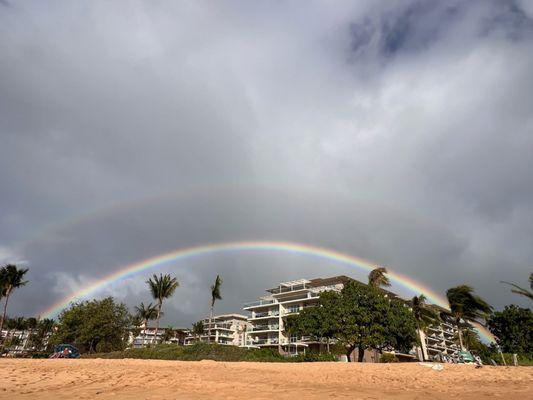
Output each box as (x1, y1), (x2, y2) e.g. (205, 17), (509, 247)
(1, 0), (532, 325)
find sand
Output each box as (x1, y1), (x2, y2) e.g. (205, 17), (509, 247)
(0, 359), (532, 400)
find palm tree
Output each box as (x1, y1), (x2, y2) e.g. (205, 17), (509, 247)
(0, 265), (29, 339)
(23, 317), (37, 350)
(192, 321), (205, 342)
(410, 294), (440, 360)
(501, 272), (533, 300)
(368, 267), (390, 288)
(146, 274), (179, 344)
(446, 285), (492, 350)
(134, 302), (158, 347)
(208, 275), (222, 343)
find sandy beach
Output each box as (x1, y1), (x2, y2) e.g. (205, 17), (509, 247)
(1, 359), (531, 400)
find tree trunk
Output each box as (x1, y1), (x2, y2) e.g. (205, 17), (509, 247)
(345, 345), (356, 362)
(0, 291), (11, 341)
(358, 346), (365, 362)
(152, 302), (161, 345)
(326, 338), (330, 354)
(458, 327), (464, 351)
(142, 319), (148, 348)
(208, 305), (214, 344)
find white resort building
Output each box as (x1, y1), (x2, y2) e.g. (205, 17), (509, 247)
(418, 306), (461, 361)
(243, 276), (352, 355)
(243, 275), (462, 360)
(184, 314), (250, 346)
(129, 325), (189, 348)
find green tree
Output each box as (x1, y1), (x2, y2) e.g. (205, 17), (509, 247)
(29, 318), (55, 352)
(288, 292), (339, 353)
(146, 274), (179, 344)
(383, 298), (419, 354)
(446, 285), (492, 350)
(134, 302), (158, 347)
(501, 273), (533, 301)
(50, 297), (131, 353)
(0, 265), (29, 338)
(208, 275), (222, 343)
(162, 326), (175, 343)
(303, 281), (417, 362)
(192, 321), (205, 342)
(368, 267), (390, 288)
(487, 305), (532, 354)
(23, 317), (38, 350)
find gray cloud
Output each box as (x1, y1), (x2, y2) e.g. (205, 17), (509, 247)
(1, 1), (532, 325)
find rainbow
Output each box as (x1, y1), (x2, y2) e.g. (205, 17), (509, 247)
(39, 240), (494, 342)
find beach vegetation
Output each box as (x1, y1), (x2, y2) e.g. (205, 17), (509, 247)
(50, 297), (132, 353)
(487, 304), (532, 354)
(134, 302), (158, 347)
(288, 281), (417, 362)
(146, 274), (179, 344)
(446, 285), (492, 350)
(208, 275), (222, 343)
(0, 264), (29, 340)
(368, 267), (390, 288)
(501, 272), (533, 301)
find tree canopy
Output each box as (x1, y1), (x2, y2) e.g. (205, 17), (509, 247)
(289, 281), (417, 361)
(488, 305), (532, 354)
(50, 297), (132, 353)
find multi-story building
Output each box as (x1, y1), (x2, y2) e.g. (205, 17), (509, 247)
(418, 306), (460, 361)
(243, 275), (461, 360)
(243, 276), (352, 355)
(184, 314), (250, 346)
(129, 325), (189, 348)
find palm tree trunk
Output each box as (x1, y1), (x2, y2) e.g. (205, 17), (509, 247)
(0, 291), (11, 340)
(142, 319), (148, 348)
(208, 305), (214, 344)
(457, 327), (464, 351)
(152, 302), (161, 345)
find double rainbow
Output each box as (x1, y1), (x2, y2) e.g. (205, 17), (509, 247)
(39, 240), (495, 342)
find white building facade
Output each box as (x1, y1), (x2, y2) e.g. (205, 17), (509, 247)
(184, 314), (250, 346)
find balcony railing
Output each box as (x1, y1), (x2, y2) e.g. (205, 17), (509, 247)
(252, 311), (279, 318)
(243, 299), (276, 308)
(269, 284), (308, 294)
(252, 325), (279, 332)
(251, 338), (279, 345)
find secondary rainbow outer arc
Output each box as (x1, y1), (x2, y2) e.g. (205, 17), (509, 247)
(40, 240), (494, 342)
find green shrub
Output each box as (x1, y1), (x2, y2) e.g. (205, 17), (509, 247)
(379, 353), (399, 363)
(84, 343), (339, 362)
(289, 351), (337, 362)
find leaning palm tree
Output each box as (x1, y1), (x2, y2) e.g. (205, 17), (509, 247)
(146, 274), (179, 344)
(368, 267), (390, 288)
(134, 302), (158, 347)
(411, 295), (440, 331)
(0, 265), (29, 339)
(446, 285), (492, 350)
(501, 272), (533, 301)
(410, 294), (440, 360)
(208, 275), (222, 343)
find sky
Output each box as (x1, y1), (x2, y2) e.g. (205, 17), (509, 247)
(1, 0), (532, 326)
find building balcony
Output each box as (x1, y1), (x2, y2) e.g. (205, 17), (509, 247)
(268, 283), (309, 295)
(251, 325), (279, 332)
(251, 338), (279, 345)
(250, 311), (279, 319)
(243, 299), (276, 309)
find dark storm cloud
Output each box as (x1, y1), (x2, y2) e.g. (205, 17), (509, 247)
(1, 1), (532, 324)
